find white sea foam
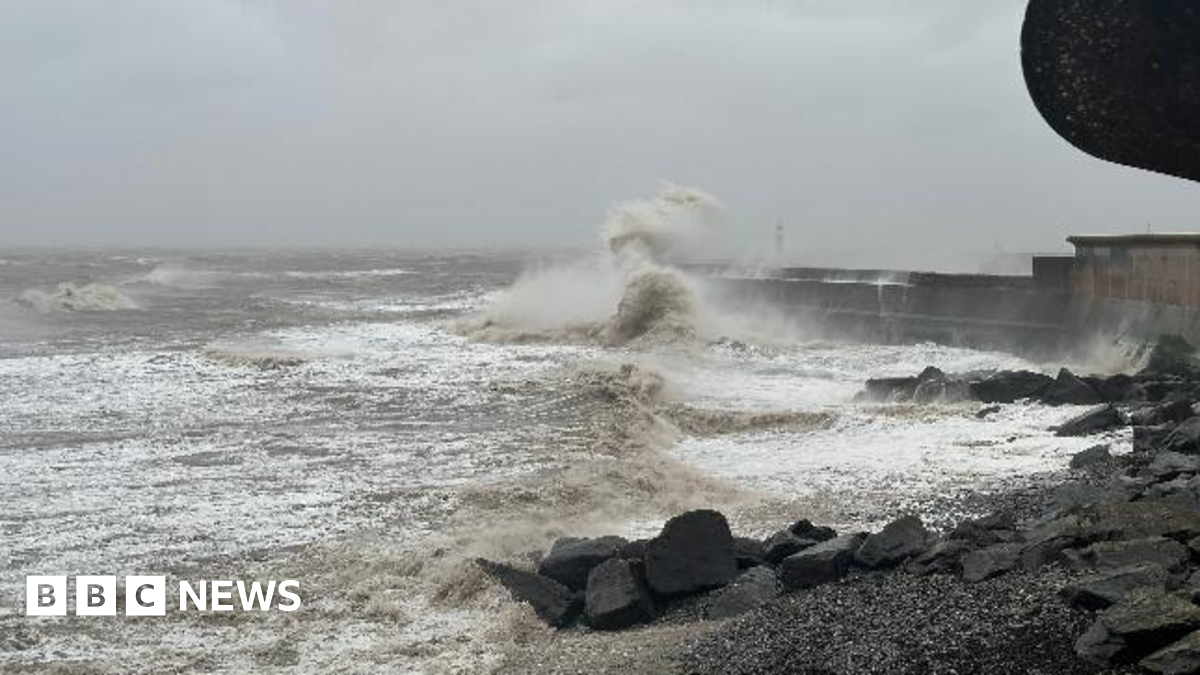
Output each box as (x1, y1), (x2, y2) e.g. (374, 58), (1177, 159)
(463, 184), (741, 348)
(140, 264), (227, 287)
(0, 246), (1136, 674)
(14, 282), (139, 312)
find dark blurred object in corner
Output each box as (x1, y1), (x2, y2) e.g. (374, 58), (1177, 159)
(1022, 0), (1200, 183)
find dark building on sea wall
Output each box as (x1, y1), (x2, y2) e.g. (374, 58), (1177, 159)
(1067, 234), (1200, 308)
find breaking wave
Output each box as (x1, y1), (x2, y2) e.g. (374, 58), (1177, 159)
(460, 184), (731, 348)
(663, 405), (836, 436)
(601, 268), (698, 347)
(604, 183), (726, 264)
(15, 283), (139, 312)
(140, 264), (225, 288)
(201, 341), (315, 369)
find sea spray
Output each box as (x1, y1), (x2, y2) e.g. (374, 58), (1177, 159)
(602, 269), (698, 346)
(604, 183), (726, 264)
(461, 184), (728, 347)
(15, 283), (139, 312)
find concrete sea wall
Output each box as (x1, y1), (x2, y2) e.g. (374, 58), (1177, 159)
(699, 266), (1200, 361)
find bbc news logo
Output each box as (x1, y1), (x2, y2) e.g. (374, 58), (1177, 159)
(26, 576), (301, 616)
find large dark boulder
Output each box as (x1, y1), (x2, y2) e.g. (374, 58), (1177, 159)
(906, 539), (975, 576)
(1082, 498), (1200, 542)
(961, 543), (1022, 582)
(789, 519), (837, 542)
(1148, 451), (1200, 480)
(1134, 399), (1198, 426)
(1137, 424), (1179, 453)
(619, 538), (649, 561)
(644, 510), (738, 597)
(1165, 417), (1200, 453)
(1055, 404), (1123, 437)
(761, 530), (814, 565)
(1064, 537), (1191, 574)
(862, 376), (918, 402)
(584, 558), (655, 630)
(1043, 368), (1102, 406)
(705, 566), (779, 620)
(1069, 444), (1112, 470)
(1076, 589), (1200, 666)
(1018, 514), (1092, 571)
(537, 536), (627, 591)
(1142, 630), (1200, 674)
(853, 515), (933, 570)
(1060, 564), (1173, 611)
(732, 536), (766, 569)
(1094, 374), (1137, 403)
(476, 559), (582, 628)
(947, 512), (1018, 548)
(969, 370), (1053, 404)
(779, 533), (866, 590)
(1144, 474), (1200, 500)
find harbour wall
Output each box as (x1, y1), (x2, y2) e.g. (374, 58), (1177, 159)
(698, 265), (1200, 361)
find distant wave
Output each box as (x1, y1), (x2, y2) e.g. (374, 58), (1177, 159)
(15, 283), (139, 312)
(201, 342), (312, 369)
(139, 265), (225, 288)
(139, 264), (417, 287)
(278, 268), (417, 280)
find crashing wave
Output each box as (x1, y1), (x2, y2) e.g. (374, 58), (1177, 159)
(15, 283), (139, 312)
(201, 342), (310, 369)
(600, 268), (698, 347)
(662, 405), (836, 436)
(603, 183), (725, 264)
(461, 184), (725, 348)
(140, 265), (224, 288)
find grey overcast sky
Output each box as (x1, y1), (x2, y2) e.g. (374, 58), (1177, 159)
(3, 0), (1200, 266)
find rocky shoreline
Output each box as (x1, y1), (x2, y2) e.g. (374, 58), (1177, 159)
(481, 339), (1200, 674)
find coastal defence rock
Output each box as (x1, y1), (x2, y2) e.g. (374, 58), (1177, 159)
(706, 567), (779, 620)
(537, 536), (627, 591)
(1069, 444), (1112, 470)
(969, 370), (1053, 404)
(760, 520), (836, 564)
(1055, 404), (1123, 437)
(1076, 590), (1200, 666)
(961, 543), (1023, 583)
(733, 536), (766, 569)
(584, 558), (655, 630)
(1165, 417), (1200, 453)
(1060, 565), (1173, 611)
(906, 539), (975, 576)
(1082, 498), (1200, 542)
(476, 559), (582, 628)
(1148, 451), (1200, 480)
(779, 533), (866, 591)
(644, 510), (738, 597)
(761, 530), (815, 565)
(1043, 368), (1102, 406)
(853, 515), (932, 570)
(1063, 537), (1192, 574)
(1142, 630), (1200, 674)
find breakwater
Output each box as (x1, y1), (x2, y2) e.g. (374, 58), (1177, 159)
(699, 264), (1200, 360)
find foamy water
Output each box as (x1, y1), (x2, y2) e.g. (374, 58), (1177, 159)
(0, 245), (1129, 673)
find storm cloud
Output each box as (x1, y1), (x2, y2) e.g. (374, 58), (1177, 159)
(3, 1), (1199, 267)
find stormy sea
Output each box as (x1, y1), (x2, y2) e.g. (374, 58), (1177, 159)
(0, 188), (1129, 673)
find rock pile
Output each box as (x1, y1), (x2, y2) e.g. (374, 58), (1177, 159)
(480, 339), (1200, 672)
(479, 509), (933, 631)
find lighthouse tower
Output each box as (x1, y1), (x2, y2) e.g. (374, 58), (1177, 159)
(774, 219), (785, 263)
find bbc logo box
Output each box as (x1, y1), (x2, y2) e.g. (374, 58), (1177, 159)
(26, 576), (166, 616)
(26, 576), (301, 615)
